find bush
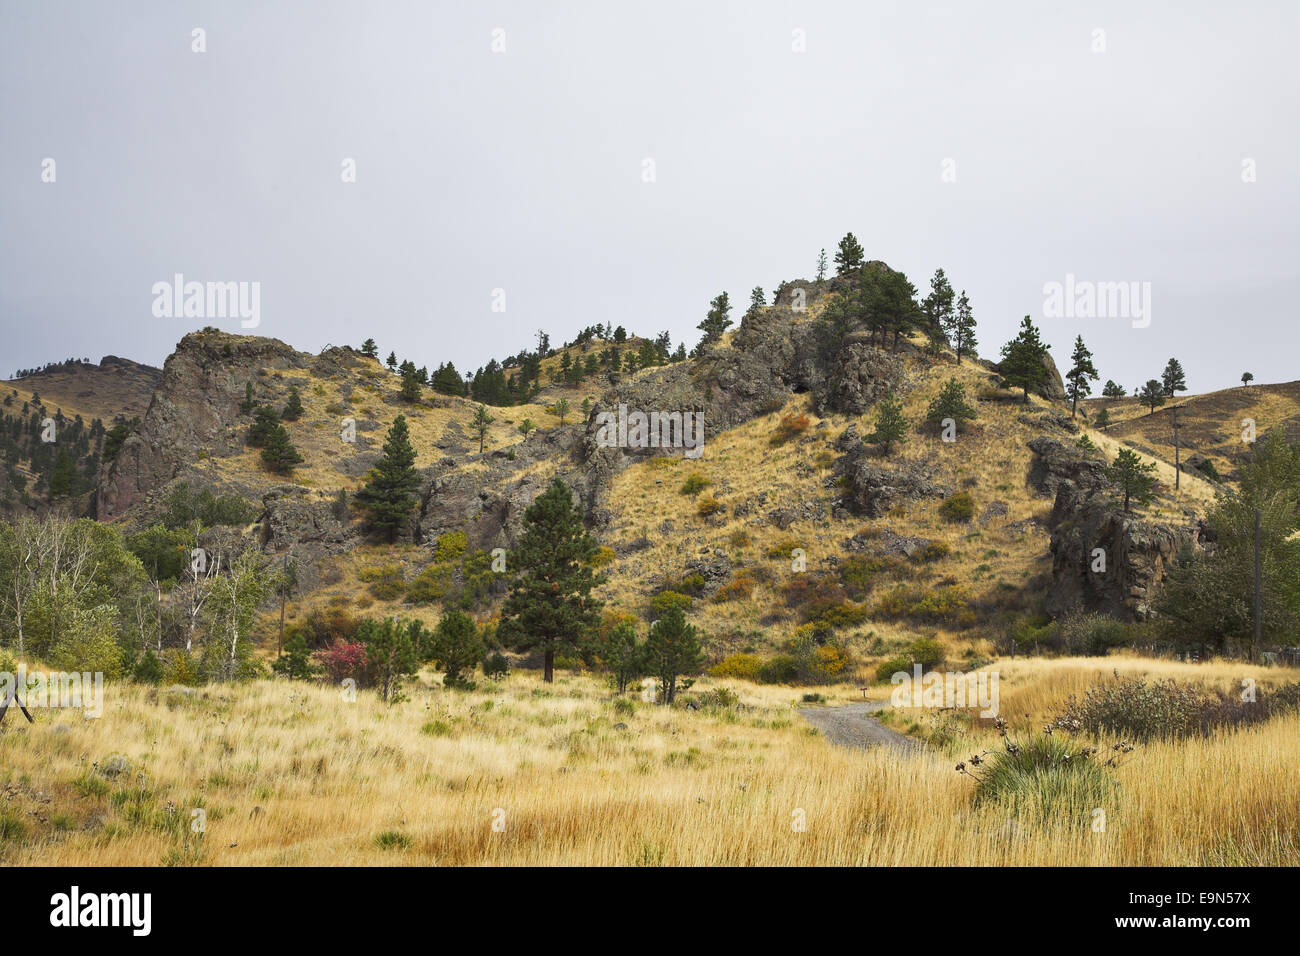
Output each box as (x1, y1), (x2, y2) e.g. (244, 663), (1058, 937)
(758, 655), (801, 684)
(133, 649), (164, 684)
(650, 590), (693, 617)
(709, 653), (764, 682)
(838, 554), (904, 596)
(431, 530), (468, 563)
(1054, 612), (1131, 656)
(769, 412), (811, 446)
(679, 474), (711, 496)
(874, 585), (974, 626)
(962, 730), (1120, 822)
(728, 529), (751, 549)
(667, 573), (707, 596)
(588, 546), (616, 567)
(874, 636), (946, 683)
(765, 538), (806, 560)
(712, 576), (753, 603)
(359, 563), (405, 601)
(314, 639), (368, 684)
(161, 649), (202, 687)
(406, 562), (452, 604)
(938, 491), (976, 523)
(1051, 677), (1300, 741)
(696, 496), (722, 518)
(482, 651), (509, 679)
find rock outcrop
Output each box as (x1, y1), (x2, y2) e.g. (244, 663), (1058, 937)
(831, 439), (948, 518)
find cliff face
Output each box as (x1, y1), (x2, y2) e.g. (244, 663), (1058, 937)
(1031, 436), (1206, 620)
(96, 331), (310, 519)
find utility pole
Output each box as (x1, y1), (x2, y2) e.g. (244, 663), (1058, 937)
(1254, 508), (1262, 663)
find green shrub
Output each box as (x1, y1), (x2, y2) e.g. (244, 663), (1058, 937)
(650, 590), (693, 617)
(482, 651), (509, 679)
(133, 649), (164, 684)
(874, 585), (974, 626)
(938, 491), (976, 523)
(709, 653), (764, 681)
(962, 731), (1119, 822)
(758, 655), (800, 684)
(359, 563), (405, 601)
(431, 530), (468, 563)
(679, 474), (711, 496)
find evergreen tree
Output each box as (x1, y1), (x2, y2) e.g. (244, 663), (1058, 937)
(360, 338), (378, 358)
(49, 448), (74, 499)
(1241, 372), (1254, 387)
(601, 618), (642, 694)
(497, 478), (604, 682)
(247, 405), (281, 447)
(1139, 379), (1167, 414)
(1161, 358), (1187, 397)
(553, 397), (570, 426)
(272, 633), (318, 680)
(746, 286), (766, 319)
(260, 424), (303, 474)
(816, 248), (828, 281)
(998, 315), (1051, 403)
(400, 366), (422, 402)
(643, 604), (704, 705)
(281, 385), (304, 421)
(1065, 335), (1099, 418)
(386, 351), (398, 370)
(834, 232), (865, 275)
(949, 290), (977, 362)
(866, 395), (908, 452)
(1094, 408), (1111, 428)
(239, 381), (255, 415)
(1107, 447), (1158, 512)
(429, 610), (485, 689)
(431, 362), (465, 396)
(471, 403), (495, 453)
(358, 617), (419, 702)
(518, 418), (536, 438)
(697, 292), (733, 347)
(925, 378), (978, 434)
(921, 268), (955, 353)
(1102, 380), (1126, 398)
(355, 415), (420, 542)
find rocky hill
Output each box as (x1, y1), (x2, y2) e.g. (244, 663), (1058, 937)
(38, 265), (1260, 669)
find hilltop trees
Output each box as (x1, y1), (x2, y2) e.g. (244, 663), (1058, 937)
(921, 268), (955, 353)
(1107, 447), (1158, 511)
(834, 233), (865, 275)
(498, 477), (604, 682)
(949, 290), (977, 362)
(356, 415), (420, 542)
(1242, 372), (1254, 387)
(816, 248), (828, 281)
(746, 287), (766, 319)
(1139, 379), (1166, 414)
(1161, 358), (1187, 397)
(697, 292), (733, 349)
(1064, 335), (1099, 418)
(998, 316), (1050, 402)
(360, 339), (378, 358)
(1102, 380), (1126, 398)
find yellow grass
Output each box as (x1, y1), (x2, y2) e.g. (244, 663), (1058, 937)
(3, 656), (1298, 866)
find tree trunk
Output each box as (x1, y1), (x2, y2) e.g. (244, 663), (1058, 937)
(543, 649), (554, 683)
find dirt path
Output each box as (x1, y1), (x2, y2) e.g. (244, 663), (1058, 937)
(798, 700), (922, 753)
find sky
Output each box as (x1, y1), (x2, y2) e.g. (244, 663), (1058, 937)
(1, 0), (1297, 394)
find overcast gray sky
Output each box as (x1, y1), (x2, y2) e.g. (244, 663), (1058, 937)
(2, 0), (1297, 394)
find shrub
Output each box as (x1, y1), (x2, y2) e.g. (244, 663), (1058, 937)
(314, 639), (368, 684)
(765, 538), (806, 559)
(679, 474), (711, 496)
(709, 653), (764, 681)
(133, 649), (164, 684)
(758, 655), (800, 684)
(712, 576), (753, 603)
(769, 412), (810, 446)
(1051, 677), (1300, 741)
(431, 530), (469, 563)
(160, 649), (201, 687)
(1053, 612), (1131, 656)
(359, 563), (405, 601)
(959, 729), (1121, 822)
(696, 496), (722, 518)
(728, 529), (751, 549)
(838, 554), (904, 596)
(874, 635), (946, 683)
(914, 541), (951, 563)
(650, 590), (693, 617)
(667, 573), (707, 596)
(588, 546), (616, 567)
(874, 585), (974, 626)
(811, 601), (873, 630)
(482, 651), (509, 679)
(938, 491), (976, 523)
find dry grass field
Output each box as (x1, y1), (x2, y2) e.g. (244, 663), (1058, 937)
(3, 654), (1298, 867)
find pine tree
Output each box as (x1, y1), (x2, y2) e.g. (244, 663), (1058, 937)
(1095, 408), (1111, 428)
(430, 610), (485, 689)
(834, 232), (865, 275)
(471, 403), (495, 453)
(239, 381), (255, 415)
(360, 339), (378, 358)
(400, 366), (422, 402)
(552, 397), (570, 426)
(925, 378), (978, 434)
(950, 290), (977, 362)
(260, 424), (303, 474)
(998, 315), (1050, 403)
(358, 617), (420, 702)
(247, 405), (281, 447)
(746, 286), (766, 319)
(518, 418), (536, 438)
(1065, 335), (1099, 418)
(921, 268), (955, 353)
(866, 396), (908, 452)
(386, 351), (398, 371)
(643, 604), (704, 705)
(1102, 380), (1126, 398)
(1161, 358), (1187, 397)
(697, 292), (732, 347)
(281, 385), (304, 421)
(1107, 447), (1158, 512)
(355, 414), (421, 542)
(49, 448), (75, 499)
(816, 248), (828, 282)
(497, 477), (604, 682)
(602, 618), (642, 694)
(1139, 379), (1167, 414)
